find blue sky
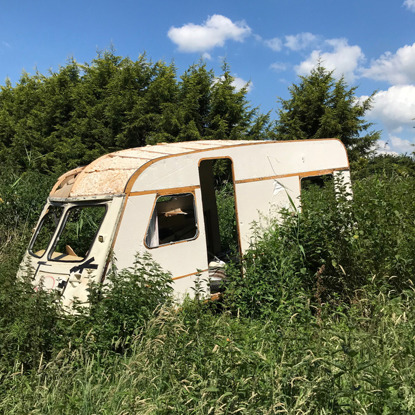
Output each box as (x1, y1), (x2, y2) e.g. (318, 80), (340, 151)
(1, 0), (415, 154)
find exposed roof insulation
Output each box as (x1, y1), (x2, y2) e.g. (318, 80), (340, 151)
(50, 140), (249, 198)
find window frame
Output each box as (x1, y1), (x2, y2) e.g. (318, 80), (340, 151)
(47, 202), (108, 263)
(29, 203), (64, 259)
(144, 192), (199, 249)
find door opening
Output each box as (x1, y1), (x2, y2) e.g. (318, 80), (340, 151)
(199, 158), (240, 260)
(199, 158), (240, 294)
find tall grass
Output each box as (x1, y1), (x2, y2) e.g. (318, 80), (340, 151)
(1, 170), (415, 413)
(2, 290), (415, 414)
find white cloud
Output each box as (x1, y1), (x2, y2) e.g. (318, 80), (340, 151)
(265, 32), (317, 52)
(364, 85), (415, 131)
(270, 62), (288, 72)
(168, 15), (251, 53)
(285, 32), (318, 51)
(376, 136), (414, 155)
(361, 43), (415, 84)
(389, 135), (414, 153)
(232, 76), (253, 92)
(295, 38), (364, 82)
(265, 37), (283, 52)
(375, 140), (399, 156)
(404, 0), (415, 12)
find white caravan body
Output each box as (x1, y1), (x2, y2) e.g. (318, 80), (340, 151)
(19, 139), (350, 308)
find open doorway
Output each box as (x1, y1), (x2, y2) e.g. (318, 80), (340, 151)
(199, 158), (240, 293)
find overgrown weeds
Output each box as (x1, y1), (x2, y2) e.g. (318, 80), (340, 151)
(224, 173), (415, 319)
(1, 170), (415, 413)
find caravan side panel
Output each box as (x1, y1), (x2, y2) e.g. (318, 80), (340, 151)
(235, 176), (301, 253)
(113, 189), (209, 299)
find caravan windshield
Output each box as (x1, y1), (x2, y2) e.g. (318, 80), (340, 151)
(30, 205), (64, 258)
(30, 204), (107, 262)
(50, 205), (107, 262)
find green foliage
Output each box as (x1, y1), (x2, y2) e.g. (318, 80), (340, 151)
(3, 291), (415, 414)
(0, 250), (173, 377)
(352, 153), (415, 180)
(0, 169), (55, 271)
(299, 174), (415, 296)
(1, 172), (415, 412)
(0, 271), (62, 374)
(0, 52), (270, 174)
(224, 209), (312, 319)
(216, 183), (239, 255)
(224, 173), (415, 319)
(275, 64), (380, 161)
(0, 169), (56, 230)
(72, 253), (174, 353)
(1, 76), (415, 411)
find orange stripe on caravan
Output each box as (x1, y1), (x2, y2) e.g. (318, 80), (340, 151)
(130, 185), (200, 197)
(299, 168), (349, 178)
(235, 167), (349, 185)
(172, 269), (208, 281)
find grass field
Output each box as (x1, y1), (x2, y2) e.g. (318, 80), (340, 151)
(1, 165), (415, 414)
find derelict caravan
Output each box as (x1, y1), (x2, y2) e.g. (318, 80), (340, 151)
(19, 139), (351, 308)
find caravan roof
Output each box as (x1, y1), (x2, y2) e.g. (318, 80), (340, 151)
(50, 139), (349, 199)
(50, 140), (249, 198)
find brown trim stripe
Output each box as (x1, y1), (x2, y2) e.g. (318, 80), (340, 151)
(235, 167), (349, 185)
(172, 269), (208, 281)
(130, 185), (200, 197)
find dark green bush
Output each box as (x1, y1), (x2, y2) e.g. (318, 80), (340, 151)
(0, 272), (62, 375)
(224, 209), (312, 319)
(299, 174), (415, 296)
(225, 174), (415, 318)
(0, 168), (56, 230)
(68, 252), (174, 354)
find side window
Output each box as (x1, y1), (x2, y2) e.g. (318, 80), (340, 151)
(146, 193), (198, 248)
(300, 174), (335, 209)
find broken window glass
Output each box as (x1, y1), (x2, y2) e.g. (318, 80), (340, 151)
(30, 205), (64, 258)
(50, 205), (106, 262)
(146, 193), (197, 247)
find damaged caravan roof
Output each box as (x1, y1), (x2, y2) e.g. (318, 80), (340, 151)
(51, 140), (249, 198)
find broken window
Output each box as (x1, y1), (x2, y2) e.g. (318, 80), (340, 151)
(30, 205), (64, 258)
(300, 174), (336, 211)
(50, 205), (106, 262)
(146, 193), (198, 248)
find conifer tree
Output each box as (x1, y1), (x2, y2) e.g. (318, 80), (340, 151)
(275, 65), (379, 161)
(0, 52), (271, 174)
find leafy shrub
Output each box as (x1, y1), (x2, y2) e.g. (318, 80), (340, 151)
(0, 168), (61, 373)
(0, 270), (62, 374)
(224, 173), (415, 318)
(0, 251), (173, 382)
(69, 252), (174, 354)
(299, 174), (415, 296)
(216, 182), (238, 255)
(4, 289), (415, 414)
(0, 168), (55, 231)
(224, 209), (312, 319)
